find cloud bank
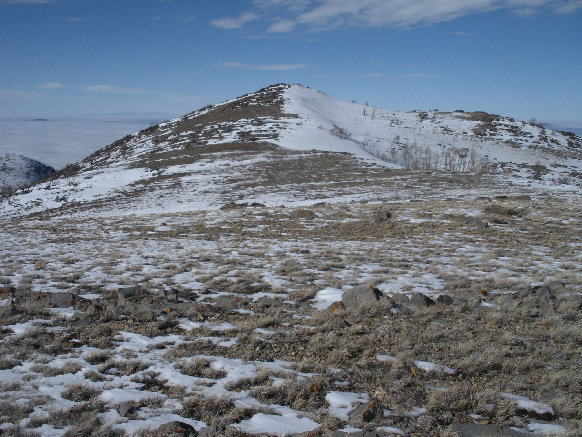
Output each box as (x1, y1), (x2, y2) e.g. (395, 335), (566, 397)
(212, 0), (582, 33)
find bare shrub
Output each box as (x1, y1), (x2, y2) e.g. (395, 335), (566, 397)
(61, 383), (101, 402)
(181, 395), (255, 427)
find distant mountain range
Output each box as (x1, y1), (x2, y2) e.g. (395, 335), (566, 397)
(1, 84), (580, 218)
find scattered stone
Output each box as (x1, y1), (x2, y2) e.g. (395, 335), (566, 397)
(198, 426), (226, 437)
(436, 295), (454, 306)
(112, 286), (149, 303)
(390, 293), (410, 306)
(342, 285), (385, 310)
(449, 424), (524, 436)
(331, 431), (377, 437)
(409, 293), (435, 307)
(117, 401), (140, 417)
(255, 296), (283, 310)
(45, 292), (75, 307)
(215, 295), (239, 310)
(349, 400), (379, 426)
(157, 421), (198, 436)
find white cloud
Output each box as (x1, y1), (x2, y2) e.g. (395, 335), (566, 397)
(555, 0), (582, 13)
(218, 0), (582, 33)
(266, 19), (296, 33)
(0, 0), (52, 4)
(218, 62), (310, 71)
(210, 12), (258, 29)
(40, 82), (65, 89)
(84, 85), (153, 95)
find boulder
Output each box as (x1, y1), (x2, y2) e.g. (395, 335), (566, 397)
(410, 293), (435, 307)
(112, 286), (149, 303)
(436, 295), (454, 306)
(342, 285), (384, 310)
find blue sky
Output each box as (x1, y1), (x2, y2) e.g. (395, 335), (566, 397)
(1, 0), (581, 125)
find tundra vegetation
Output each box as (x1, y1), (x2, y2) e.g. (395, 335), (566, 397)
(1, 191), (581, 436)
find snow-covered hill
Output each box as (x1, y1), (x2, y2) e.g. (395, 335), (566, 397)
(0, 153), (54, 194)
(1, 84), (580, 219)
(279, 85), (582, 178)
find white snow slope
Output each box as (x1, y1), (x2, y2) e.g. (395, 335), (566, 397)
(0, 152), (54, 193)
(277, 85), (582, 178)
(0, 84), (580, 219)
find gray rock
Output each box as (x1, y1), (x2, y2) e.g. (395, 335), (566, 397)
(449, 424), (524, 436)
(112, 286), (148, 303)
(342, 285), (384, 310)
(157, 421), (198, 436)
(348, 400), (379, 426)
(410, 293), (435, 307)
(198, 426), (224, 437)
(436, 295), (454, 305)
(45, 292), (75, 307)
(215, 295), (238, 310)
(331, 431), (376, 437)
(390, 293), (410, 306)
(255, 296), (283, 309)
(117, 402), (139, 417)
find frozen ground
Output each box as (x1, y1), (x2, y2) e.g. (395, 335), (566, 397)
(1, 84), (581, 436)
(1, 192), (581, 436)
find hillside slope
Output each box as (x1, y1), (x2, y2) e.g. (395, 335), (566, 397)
(0, 153), (54, 194)
(1, 84), (580, 219)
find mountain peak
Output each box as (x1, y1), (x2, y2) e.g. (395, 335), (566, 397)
(1, 84), (581, 219)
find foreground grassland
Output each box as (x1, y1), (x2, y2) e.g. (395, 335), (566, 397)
(1, 194), (581, 436)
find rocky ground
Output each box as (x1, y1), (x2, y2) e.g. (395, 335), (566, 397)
(1, 183), (581, 436)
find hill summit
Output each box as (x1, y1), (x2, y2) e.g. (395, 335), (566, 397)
(1, 84), (581, 218)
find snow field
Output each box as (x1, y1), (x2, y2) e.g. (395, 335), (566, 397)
(1, 196), (581, 435)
